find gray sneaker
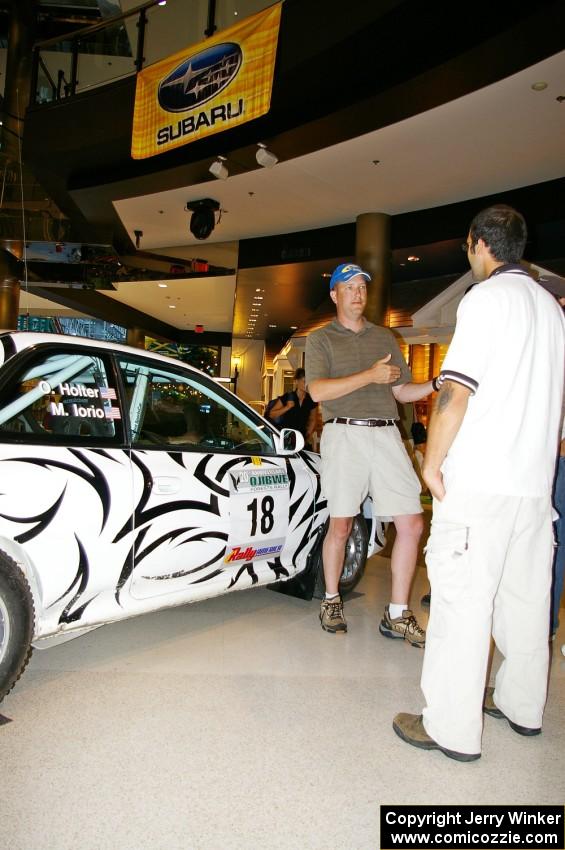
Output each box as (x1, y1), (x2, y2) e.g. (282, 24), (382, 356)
(319, 595), (347, 633)
(379, 606), (425, 647)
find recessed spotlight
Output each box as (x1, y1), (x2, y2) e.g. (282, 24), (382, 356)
(531, 81), (548, 91)
(407, 255), (420, 262)
(322, 272), (331, 278)
(255, 288), (262, 292)
(269, 324), (277, 328)
(158, 283), (168, 288)
(290, 325), (297, 330)
(169, 304), (176, 309)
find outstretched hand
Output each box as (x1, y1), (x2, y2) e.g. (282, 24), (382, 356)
(369, 353), (401, 384)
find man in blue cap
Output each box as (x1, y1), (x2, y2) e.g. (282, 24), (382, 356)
(306, 262), (436, 641)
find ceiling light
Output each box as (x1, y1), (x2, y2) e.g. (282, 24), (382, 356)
(256, 142), (278, 168)
(290, 325), (297, 330)
(186, 198), (220, 240)
(407, 255), (420, 262)
(169, 304), (176, 309)
(209, 156), (228, 180)
(158, 283), (168, 288)
(269, 324), (277, 328)
(531, 81), (548, 91)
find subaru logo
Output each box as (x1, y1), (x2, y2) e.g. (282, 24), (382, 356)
(158, 42), (243, 113)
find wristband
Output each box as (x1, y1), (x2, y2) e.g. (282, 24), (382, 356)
(432, 376), (440, 392)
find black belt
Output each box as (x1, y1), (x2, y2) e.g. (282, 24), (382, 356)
(324, 417), (396, 427)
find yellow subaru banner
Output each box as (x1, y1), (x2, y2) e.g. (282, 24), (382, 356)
(131, 3), (282, 160)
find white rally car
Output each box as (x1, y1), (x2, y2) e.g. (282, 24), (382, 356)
(0, 333), (386, 701)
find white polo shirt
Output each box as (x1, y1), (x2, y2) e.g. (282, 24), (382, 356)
(438, 265), (565, 497)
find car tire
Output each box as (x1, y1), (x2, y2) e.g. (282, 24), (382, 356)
(313, 514), (369, 598)
(0, 552), (35, 703)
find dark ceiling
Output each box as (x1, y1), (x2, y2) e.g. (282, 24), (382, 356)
(4, 0), (565, 344)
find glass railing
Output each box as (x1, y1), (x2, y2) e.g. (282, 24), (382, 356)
(30, 0), (277, 106)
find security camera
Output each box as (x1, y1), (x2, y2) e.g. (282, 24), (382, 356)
(186, 198), (220, 240)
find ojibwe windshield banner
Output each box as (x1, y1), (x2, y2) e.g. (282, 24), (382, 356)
(131, 2), (282, 159)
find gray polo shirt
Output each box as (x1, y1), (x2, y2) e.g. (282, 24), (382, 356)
(305, 319), (412, 421)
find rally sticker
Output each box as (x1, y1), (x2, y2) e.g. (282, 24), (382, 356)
(227, 464), (290, 562)
(224, 540), (284, 563)
(229, 467), (289, 493)
(42, 381), (121, 421)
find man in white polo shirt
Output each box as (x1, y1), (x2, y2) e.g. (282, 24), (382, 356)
(393, 205), (565, 761)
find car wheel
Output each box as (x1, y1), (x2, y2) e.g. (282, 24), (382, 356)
(313, 514), (369, 598)
(0, 552), (35, 703)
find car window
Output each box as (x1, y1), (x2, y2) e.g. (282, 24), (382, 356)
(117, 357), (276, 454)
(0, 348), (121, 441)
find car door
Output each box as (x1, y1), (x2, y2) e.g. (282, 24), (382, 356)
(0, 343), (134, 637)
(115, 353), (317, 604)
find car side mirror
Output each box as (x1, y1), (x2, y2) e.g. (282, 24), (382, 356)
(275, 428), (305, 455)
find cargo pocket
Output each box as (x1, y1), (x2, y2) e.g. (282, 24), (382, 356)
(425, 522), (471, 602)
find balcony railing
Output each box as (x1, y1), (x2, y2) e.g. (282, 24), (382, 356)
(29, 0), (274, 106)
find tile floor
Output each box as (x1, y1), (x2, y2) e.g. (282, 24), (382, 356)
(1, 551), (564, 850)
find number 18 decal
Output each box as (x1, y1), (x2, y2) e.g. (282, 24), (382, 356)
(227, 468), (289, 562)
(247, 495), (274, 535)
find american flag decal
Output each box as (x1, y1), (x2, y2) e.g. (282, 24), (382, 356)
(104, 407), (121, 420)
(100, 388), (117, 399)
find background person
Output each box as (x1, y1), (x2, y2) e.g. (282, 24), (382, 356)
(306, 262), (436, 641)
(538, 286), (565, 641)
(267, 367), (318, 448)
(552, 427), (565, 639)
(393, 205), (565, 761)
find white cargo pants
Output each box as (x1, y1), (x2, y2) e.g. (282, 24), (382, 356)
(421, 488), (553, 755)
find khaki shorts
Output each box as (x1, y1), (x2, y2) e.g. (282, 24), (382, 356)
(320, 422), (422, 518)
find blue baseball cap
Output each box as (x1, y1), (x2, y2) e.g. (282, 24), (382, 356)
(329, 262), (371, 290)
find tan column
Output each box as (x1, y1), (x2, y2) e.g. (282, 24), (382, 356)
(0, 247), (21, 329)
(0, 277), (20, 330)
(127, 327), (146, 349)
(355, 212), (391, 326)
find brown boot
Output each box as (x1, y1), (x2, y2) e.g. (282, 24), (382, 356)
(483, 688), (541, 736)
(392, 713), (480, 762)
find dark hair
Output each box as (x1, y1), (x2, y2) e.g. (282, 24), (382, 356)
(411, 421), (427, 445)
(468, 205), (527, 263)
(294, 367), (305, 380)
